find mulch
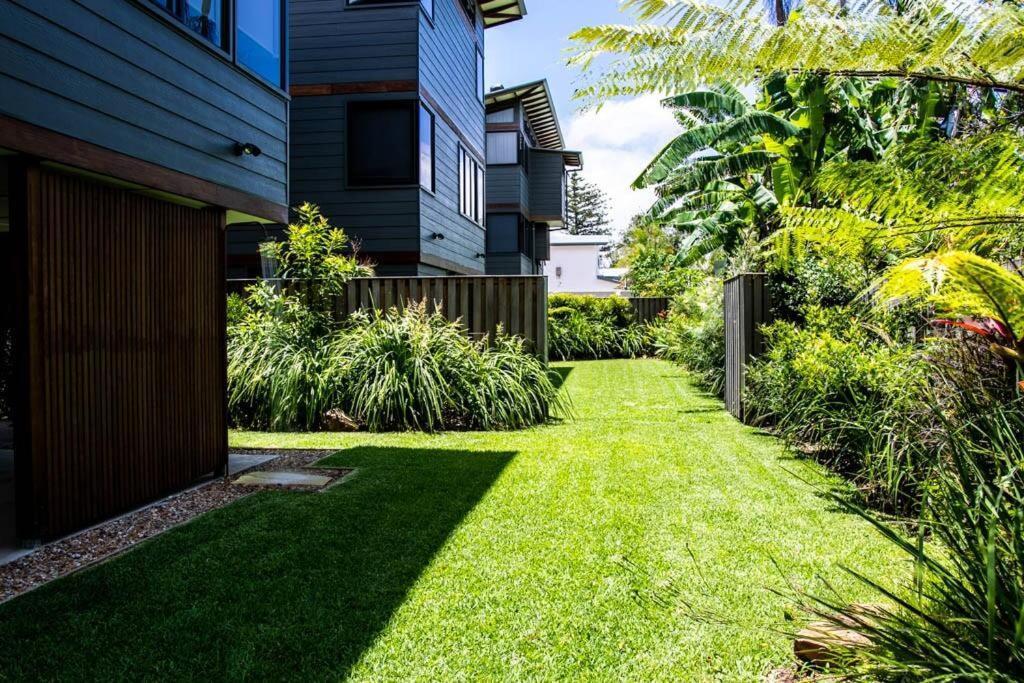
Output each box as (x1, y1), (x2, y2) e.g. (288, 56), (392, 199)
(0, 449), (350, 604)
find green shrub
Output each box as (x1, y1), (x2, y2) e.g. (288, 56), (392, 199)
(744, 306), (930, 508)
(227, 203), (565, 433)
(547, 294), (654, 360)
(653, 279), (726, 396)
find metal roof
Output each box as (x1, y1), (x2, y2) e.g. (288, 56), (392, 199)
(480, 0), (527, 28)
(485, 80), (583, 168)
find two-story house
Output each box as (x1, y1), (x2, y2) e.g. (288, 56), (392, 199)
(264, 0), (527, 277)
(0, 0), (289, 544)
(484, 80), (582, 275)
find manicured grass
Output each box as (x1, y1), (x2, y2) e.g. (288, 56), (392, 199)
(0, 360), (903, 680)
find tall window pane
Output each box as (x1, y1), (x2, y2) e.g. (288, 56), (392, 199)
(149, 0), (224, 47)
(477, 50), (485, 101)
(348, 102), (416, 186)
(237, 0), (283, 86)
(419, 105), (434, 191)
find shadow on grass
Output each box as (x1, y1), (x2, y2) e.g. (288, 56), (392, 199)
(0, 447), (515, 679)
(549, 365), (573, 391)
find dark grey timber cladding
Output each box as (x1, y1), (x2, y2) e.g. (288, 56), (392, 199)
(528, 149), (566, 220)
(290, 94), (421, 256)
(487, 165), (528, 212)
(419, 0), (487, 273)
(290, 1), (419, 85)
(336, 276), (548, 360)
(724, 274), (770, 423)
(0, 0), (289, 209)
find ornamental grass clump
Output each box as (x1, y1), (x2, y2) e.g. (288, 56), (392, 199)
(336, 305), (565, 432)
(798, 384), (1024, 681)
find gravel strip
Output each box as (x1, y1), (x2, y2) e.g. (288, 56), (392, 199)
(0, 449), (350, 604)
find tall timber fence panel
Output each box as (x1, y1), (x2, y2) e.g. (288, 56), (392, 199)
(229, 276), (549, 361)
(724, 274), (770, 423)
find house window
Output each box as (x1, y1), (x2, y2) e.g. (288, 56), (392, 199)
(148, 0), (225, 47)
(477, 50), (485, 102)
(348, 101), (420, 187)
(459, 146), (484, 225)
(347, 0), (433, 13)
(237, 0), (284, 86)
(419, 105), (435, 192)
(487, 132), (519, 165)
(487, 214), (519, 253)
(458, 0), (477, 26)
(487, 108), (515, 124)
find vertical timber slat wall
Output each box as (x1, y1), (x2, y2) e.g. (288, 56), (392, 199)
(724, 273), (769, 424)
(337, 276), (548, 361)
(17, 167), (226, 541)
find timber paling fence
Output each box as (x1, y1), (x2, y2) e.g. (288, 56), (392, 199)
(628, 297), (671, 323)
(724, 273), (770, 424)
(228, 276), (549, 360)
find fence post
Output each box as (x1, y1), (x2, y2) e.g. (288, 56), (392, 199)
(724, 273), (770, 423)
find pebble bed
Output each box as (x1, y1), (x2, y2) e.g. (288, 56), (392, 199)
(0, 449), (349, 604)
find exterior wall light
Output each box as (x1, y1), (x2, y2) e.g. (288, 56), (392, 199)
(234, 142), (263, 157)
(431, 232), (445, 241)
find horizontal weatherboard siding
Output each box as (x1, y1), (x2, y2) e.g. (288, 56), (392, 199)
(0, 0), (289, 210)
(290, 1), (420, 85)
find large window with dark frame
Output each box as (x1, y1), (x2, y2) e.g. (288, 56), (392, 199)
(348, 101), (434, 188)
(146, 0), (285, 87)
(148, 0), (225, 47)
(459, 146), (485, 225)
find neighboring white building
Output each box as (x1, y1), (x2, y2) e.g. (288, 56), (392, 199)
(543, 233), (630, 297)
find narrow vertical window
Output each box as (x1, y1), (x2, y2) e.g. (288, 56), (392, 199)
(477, 50), (485, 102)
(237, 0), (283, 86)
(419, 104), (434, 192)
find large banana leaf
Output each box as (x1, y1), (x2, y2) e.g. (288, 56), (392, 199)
(661, 151), (776, 195)
(635, 112), (800, 188)
(660, 89), (750, 120)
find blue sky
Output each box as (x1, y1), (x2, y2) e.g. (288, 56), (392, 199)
(485, 0), (625, 118)
(484, 1), (682, 235)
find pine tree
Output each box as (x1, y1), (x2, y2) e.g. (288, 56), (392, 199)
(565, 172), (612, 235)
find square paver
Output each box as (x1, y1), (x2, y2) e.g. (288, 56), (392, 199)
(233, 471), (333, 488)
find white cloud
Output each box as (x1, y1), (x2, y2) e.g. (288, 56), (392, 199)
(564, 96), (680, 237)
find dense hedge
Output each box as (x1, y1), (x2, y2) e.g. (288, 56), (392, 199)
(547, 293), (657, 361)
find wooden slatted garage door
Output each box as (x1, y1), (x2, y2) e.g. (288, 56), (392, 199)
(14, 165), (227, 540)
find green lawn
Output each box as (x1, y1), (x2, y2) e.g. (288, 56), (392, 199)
(0, 360), (903, 680)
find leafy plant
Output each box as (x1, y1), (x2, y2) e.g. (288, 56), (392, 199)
(570, 0), (1024, 103)
(547, 294), (655, 360)
(800, 386), (1024, 681)
(337, 305), (567, 432)
(745, 307), (931, 509)
(653, 279), (727, 396)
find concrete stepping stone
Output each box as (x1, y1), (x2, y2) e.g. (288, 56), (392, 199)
(233, 471), (333, 488)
